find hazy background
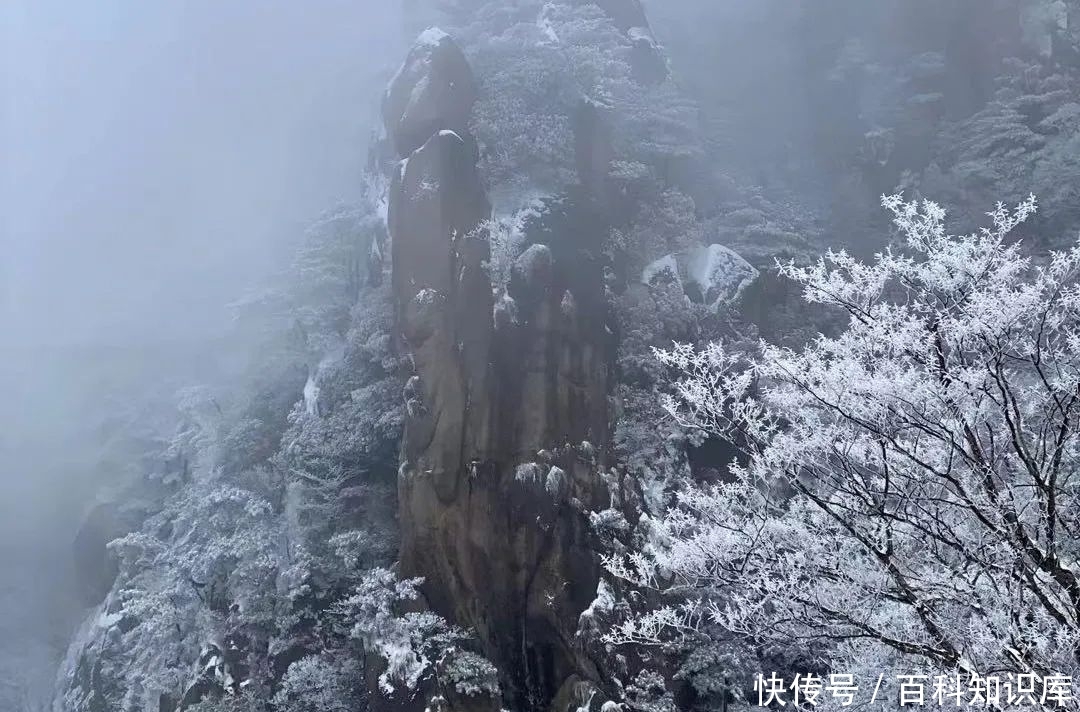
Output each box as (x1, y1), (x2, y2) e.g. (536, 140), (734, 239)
(2, 1), (400, 705)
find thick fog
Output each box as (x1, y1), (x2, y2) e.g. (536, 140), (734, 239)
(2, 1), (399, 705)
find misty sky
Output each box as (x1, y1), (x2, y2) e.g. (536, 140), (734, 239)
(4, 0), (401, 349)
(1, 4), (403, 703)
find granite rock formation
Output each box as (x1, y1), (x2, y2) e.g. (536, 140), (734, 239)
(383, 28), (480, 157)
(385, 28), (614, 712)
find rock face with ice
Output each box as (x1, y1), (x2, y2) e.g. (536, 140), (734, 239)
(643, 243), (758, 309)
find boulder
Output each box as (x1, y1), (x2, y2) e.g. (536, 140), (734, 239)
(642, 244), (758, 309)
(383, 28), (478, 158)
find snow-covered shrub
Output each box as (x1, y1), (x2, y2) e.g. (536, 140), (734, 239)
(337, 569), (463, 695)
(439, 648), (500, 698)
(272, 655), (361, 712)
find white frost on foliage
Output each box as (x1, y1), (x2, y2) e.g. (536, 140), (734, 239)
(443, 649), (500, 697)
(341, 569), (456, 695)
(413, 288), (440, 307)
(607, 193), (1080, 686)
(491, 189), (549, 226)
(484, 195), (550, 297)
(515, 462), (544, 483)
(273, 655), (357, 712)
(589, 508), (629, 536)
(96, 609), (123, 631)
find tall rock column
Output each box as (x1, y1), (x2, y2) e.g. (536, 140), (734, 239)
(384, 29), (613, 712)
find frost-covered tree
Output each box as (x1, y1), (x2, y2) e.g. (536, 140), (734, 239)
(336, 569), (460, 695)
(608, 193), (1080, 704)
